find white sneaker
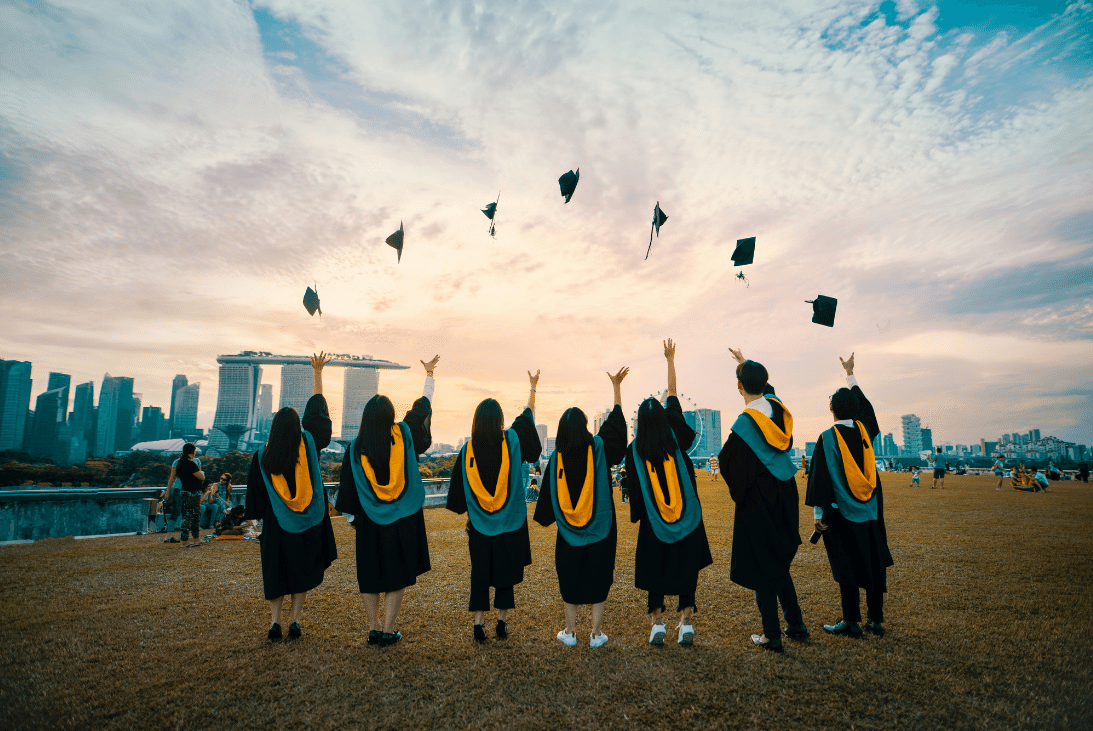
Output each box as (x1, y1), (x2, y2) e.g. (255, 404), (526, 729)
(678, 623), (694, 645)
(556, 629), (577, 647)
(649, 622), (666, 645)
(590, 631), (609, 648)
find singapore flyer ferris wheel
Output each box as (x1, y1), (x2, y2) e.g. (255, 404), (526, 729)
(631, 389), (704, 458)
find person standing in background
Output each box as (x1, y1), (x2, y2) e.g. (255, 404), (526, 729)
(174, 443), (205, 543)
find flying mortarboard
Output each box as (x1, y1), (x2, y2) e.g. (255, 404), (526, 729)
(806, 295), (837, 327)
(386, 221), (404, 262)
(303, 285), (321, 317)
(645, 202), (668, 260)
(732, 237), (755, 266)
(482, 191), (500, 237)
(558, 169), (579, 203)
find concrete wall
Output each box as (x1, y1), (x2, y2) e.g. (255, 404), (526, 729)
(0, 479), (451, 542)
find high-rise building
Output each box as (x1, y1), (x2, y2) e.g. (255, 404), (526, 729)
(140, 406), (168, 442)
(68, 381), (95, 463)
(592, 409), (613, 437)
(94, 374), (134, 456)
(46, 372), (71, 424)
(872, 433), (882, 456)
(173, 384), (200, 437)
(1030, 429), (1041, 441)
(1002, 434), (1011, 444)
(901, 414), (922, 455)
(920, 427), (934, 454)
(130, 393), (142, 446)
(883, 433), (897, 457)
(28, 388), (65, 458)
(256, 384), (273, 435)
(1011, 432), (1022, 444)
(805, 441), (817, 457)
(536, 424), (547, 448)
(210, 361), (263, 453)
(682, 408), (722, 458)
(341, 368), (379, 439)
(168, 375), (188, 437)
(0, 360), (33, 451)
(279, 365), (312, 415)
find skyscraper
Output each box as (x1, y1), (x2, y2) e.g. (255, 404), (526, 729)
(173, 384), (200, 437)
(94, 374), (134, 456)
(0, 360), (33, 451)
(901, 414), (922, 455)
(211, 361), (262, 453)
(340, 368), (379, 439)
(130, 393), (142, 446)
(279, 365), (312, 415)
(883, 433), (897, 457)
(256, 384), (273, 435)
(28, 388), (64, 458)
(682, 408), (722, 458)
(46, 372), (71, 425)
(920, 427), (934, 454)
(1030, 429), (1041, 441)
(168, 374), (188, 437)
(140, 406), (168, 442)
(536, 423), (547, 448)
(68, 381), (95, 463)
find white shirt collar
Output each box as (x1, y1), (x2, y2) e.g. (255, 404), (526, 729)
(743, 396), (772, 417)
(834, 419), (855, 427)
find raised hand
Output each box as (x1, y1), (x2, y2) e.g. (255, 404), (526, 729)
(607, 366), (630, 387)
(663, 339), (676, 360)
(421, 355), (440, 375)
(310, 351), (333, 370)
(728, 347), (745, 364)
(839, 352), (855, 375)
(529, 369), (540, 389)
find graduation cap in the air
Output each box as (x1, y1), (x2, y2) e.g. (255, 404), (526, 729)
(482, 191), (500, 237)
(732, 237), (755, 266)
(806, 295), (837, 327)
(645, 202), (668, 260)
(558, 169), (579, 203)
(303, 284), (321, 317)
(385, 221), (404, 262)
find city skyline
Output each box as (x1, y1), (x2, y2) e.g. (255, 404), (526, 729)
(1, 1), (1090, 452)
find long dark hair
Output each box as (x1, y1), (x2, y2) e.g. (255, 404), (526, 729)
(556, 407), (593, 465)
(262, 407), (302, 475)
(356, 394), (396, 467)
(471, 398), (504, 454)
(635, 398), (674, 463)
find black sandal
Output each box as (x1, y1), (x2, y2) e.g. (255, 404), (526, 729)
(268, 623), (282, 641)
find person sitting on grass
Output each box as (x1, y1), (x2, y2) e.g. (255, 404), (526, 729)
(909, 466), (921, 487)
(1029, 467), (1050, 492)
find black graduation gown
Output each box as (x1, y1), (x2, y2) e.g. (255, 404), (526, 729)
(718, 386), (801, 594)
(805, 385), (894, 592)
(446, 407), (542, 594)
(244, 394), (338, 601)
(623, 396), (713, 596)
(335, 397), (433, 593)
(533, 405), (626, 605)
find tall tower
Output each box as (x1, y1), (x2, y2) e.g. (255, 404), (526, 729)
(256, 384), (273, 436)
(46, 373), (71, 424)
(341, 368), (379, 439)
(168, 374), (188, 437)
(279, 365), (312, 415)
(174, 384), (200, 436)
(69, 381), (95, 463)
(95, 374), (134, 456)
(28, 388), (64, 458)
(901, 414), (922, 455)
(211, 362), (262, 453)
(0, 360), (33, 451)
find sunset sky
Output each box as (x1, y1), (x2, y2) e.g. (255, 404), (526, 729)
(2, 0), (1090, 450)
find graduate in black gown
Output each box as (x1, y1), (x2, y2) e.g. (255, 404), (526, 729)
(446, 370), (543, 642)
(533, 367), (628, 648)
(623, 339), (712, 645)
(717, 348), (806, 652)
(806, 353), (894, 639)
(244, 352), (338, 641)
(335, 355), (439, 647)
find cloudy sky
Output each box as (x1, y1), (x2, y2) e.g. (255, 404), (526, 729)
(2, 0), (1091, 450)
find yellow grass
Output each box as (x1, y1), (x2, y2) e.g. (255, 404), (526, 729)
(1, 472), (1091, 730)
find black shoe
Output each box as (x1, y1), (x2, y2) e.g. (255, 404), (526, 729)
(164, 537), (180, 543)
(496, 620), (508, 640)
(379, 631), (402, 647)
(750, 634), (783, 652)
(180, 533), (189, 541)
(367, 630), (382, 645)
(823, 620), (863, 638)
(268, 623), (282, 641)
(288, 622), (301, 639)
(473, 624), (487, 643)
(785, 623), (810, 641)
(864, 620), (885, 637)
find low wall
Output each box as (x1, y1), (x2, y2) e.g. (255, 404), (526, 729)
(0, 479), (451, 542)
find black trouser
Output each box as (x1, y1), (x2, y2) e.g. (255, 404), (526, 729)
(839, 583), (884, 624)
(754, 572), (803, 642)
(648, 593), (696, 615)
(179, 491), (201, 539)
(469, 586), (515, 613)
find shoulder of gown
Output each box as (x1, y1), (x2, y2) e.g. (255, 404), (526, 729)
(244, 452), (267, 520)
(445, 455), (468, 514)
(403, 397), (433, 455)
(599, 404), (628, 467)
(623, 445), (646, 523)
(532, 467), (555, 526)
(850, 385), (880, 442)
(804, 432), (833, 508)
(302, 394), (332, 450)
(511, 407), (543, 463)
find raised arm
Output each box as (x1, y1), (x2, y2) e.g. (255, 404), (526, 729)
(607, 366), (629, 407)
(420, 354), (439, 401)
(527, 369), (539, 412)
(664, 339), (677, 398)
(311, 351), (333, 395)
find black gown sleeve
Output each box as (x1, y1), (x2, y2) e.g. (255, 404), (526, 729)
(718, 433), (749, 505)
(403, 397), (433, 455)
(598, 405), (627, 467)
(804, 433), (835, 509)
(850, 386), (880, 443)
(512, 407), (543, 463)
(533, 466), (556, 527)
(445, 455), (468, 514)
(243, 452), (267, 521)
(624, 446), (647, 524)
(301, 394), (332, 450)
(335, 449), (363, 516)
(665, 396), (696, 452)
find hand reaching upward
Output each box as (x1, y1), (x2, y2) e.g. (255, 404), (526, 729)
(529, 370), (540, 389)
(421, 355), (440, 376)
(840, 352), (855, 376)
(607, 367), (629, 388)
(664, 339), (676, 360)
(728, 347), (745, 364)
(310, 351), (333, 370)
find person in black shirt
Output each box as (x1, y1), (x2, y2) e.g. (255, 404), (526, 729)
(175, 443), (205, 543)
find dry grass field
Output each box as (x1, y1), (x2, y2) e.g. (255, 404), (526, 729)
(1, 472), (1091, 730)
